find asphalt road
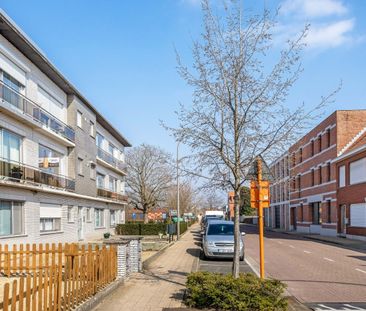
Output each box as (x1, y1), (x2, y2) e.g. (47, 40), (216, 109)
(241, 224), (366, 310)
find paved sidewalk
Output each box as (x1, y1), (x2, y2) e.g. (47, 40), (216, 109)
(93, 225), (201, 311)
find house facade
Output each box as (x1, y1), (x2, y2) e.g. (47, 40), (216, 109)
(0, 11), (130, 246)
(335, 138), (366, 240)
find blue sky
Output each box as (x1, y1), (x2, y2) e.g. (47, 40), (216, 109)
(1, 0), (366, 157)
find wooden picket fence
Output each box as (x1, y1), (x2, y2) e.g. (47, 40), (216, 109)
(0, 243), (117, 310)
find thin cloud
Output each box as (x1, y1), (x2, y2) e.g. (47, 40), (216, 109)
(281, 0), (348, 18)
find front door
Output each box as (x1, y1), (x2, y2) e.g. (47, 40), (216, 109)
(275, 206), (281, 228)
(340, 204), (347, 236)
(78, 207), (84, 240)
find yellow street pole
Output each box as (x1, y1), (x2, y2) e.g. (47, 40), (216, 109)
(257, 157), (265, 279)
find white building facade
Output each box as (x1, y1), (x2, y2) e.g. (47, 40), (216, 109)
(0, 11), (130, 246)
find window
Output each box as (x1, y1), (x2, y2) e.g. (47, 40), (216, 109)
(95, 208), (105, 228)
(326, 129), (331, 148)
(350, 203), (366, 227)
(109, 176), (117, 192)
(311, 169), (315, 186)
(40, 218), (61, 232)
(39, 144), (62, 175)
(78, 157), (83, 176)
(326, 200), (331, 223)
(319, 165), (322, 184)
(292, 153), (296, 167)
(318, 135), (322, 153)
(97, 173), (105, 188)
(89, 121), (95, 137)
(311, 140), (314, 157)
(0, 201), (23, 236)
(90, 162), (96, 180)
(297, 175), (301, 192)
(299, 148), (303, 163)
(1, 71), (24, 109)
(96, 133), (104, 148)
(86, 208), (91, 222)
(110, 210), (116, 227)
(339, 165), (345, 187)
(67, 206), (74, 223)
(40, 203), (62, 232)
(350, 157), (366, 185)
(0, 129), (21, 162)
(326, 162), (331, 182)
(77, 111), (82, 128)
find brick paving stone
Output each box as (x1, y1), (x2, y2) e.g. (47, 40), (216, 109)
(93, 225), (200, 311)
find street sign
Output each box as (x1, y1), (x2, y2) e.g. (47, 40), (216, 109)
(247, 154), (273, 182)
(250, 180), (270, 208)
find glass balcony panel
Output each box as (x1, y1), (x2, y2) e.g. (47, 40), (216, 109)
(0, 81), (75, 142)
(0, 157), (75, 191)
(97, 146), (127, 174)
(97, 187), (127, 203)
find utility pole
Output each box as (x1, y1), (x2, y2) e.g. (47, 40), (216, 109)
(176, 141), (180, 240)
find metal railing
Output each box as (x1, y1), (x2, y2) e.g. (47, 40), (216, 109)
(97, 147), (127, 173)
(0, 81), (75, 142)
(97, 186), (128, 202)
(0, 157), (75, 191)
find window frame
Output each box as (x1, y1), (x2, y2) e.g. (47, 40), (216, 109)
(76, 110), (83, 128)
(40, 217), (61, 233)
(77, 157), (84, 176)
(67, 205), (74, 223)
(95, 208), (105, 228)
(339, 165), (346, 187)
(0, 201), (24, 237)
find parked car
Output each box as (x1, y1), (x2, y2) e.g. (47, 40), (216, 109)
(201, 215), (223, 233)
(202, 220), (244, 261)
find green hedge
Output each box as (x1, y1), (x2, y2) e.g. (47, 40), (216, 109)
(185, 272), (287, 311)
(115, 223), (167, 235)
(116, 221), (190, 236)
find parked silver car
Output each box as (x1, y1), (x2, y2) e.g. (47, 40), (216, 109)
(202, 220), (244, 261)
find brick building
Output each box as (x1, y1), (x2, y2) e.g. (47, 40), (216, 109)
(267, 110), (366, 238)
(290, 111), (366, 236)
(335, 136), (366, 240)
(267, 153), (290, 230)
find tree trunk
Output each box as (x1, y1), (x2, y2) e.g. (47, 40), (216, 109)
(232, 187), (241, 278)
(143, 211), (149, 224)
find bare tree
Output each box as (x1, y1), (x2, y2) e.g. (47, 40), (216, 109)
(165, 1), (339, 277)
(126, 144), (174, 223)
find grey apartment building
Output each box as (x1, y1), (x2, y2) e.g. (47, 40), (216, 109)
(0, 11), (130, 245)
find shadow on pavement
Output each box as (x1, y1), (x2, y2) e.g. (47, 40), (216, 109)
(186, 248), (201, 258)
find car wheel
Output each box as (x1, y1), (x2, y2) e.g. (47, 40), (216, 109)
(201, 250), (207, 260)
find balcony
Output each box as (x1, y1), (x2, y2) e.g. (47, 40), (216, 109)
(0, 157), (75, 191)
(0, 81), (75, 143)
(97, 187), (128, 203)
(97, 147), (127, 174)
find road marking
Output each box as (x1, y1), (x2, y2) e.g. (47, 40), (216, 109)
(323, 257), (334, 262)
(355, 268), (366, 274)
(343, 304), (366, 310)
(303, 250), (311, 254)
(289, 245), (295, 248)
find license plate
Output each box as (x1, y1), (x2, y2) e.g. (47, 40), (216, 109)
(218, 249), (233, 253)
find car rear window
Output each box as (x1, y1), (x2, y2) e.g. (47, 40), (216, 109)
(207, 224), (234, 235)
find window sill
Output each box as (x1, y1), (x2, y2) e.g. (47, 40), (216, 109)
(67, 221), (75, 224)
(40, 231), (63, 236)
(0, 234), (27, 239)
(94, 226), (106, 230)
(78, 174), (84, 177)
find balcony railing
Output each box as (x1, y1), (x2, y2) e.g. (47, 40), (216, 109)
(0, 157), (75, 191)
(0, 81), (75, 142)
(97, 187), (128, 202)
(97, 147), (127, 173)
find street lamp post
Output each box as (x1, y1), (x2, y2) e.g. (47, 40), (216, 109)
(176, 141), (180, 240)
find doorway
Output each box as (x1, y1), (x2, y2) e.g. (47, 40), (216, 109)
(291, 207), (297, 230)
(275, 206), (281, 228)
(340, 204), (347, 236)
